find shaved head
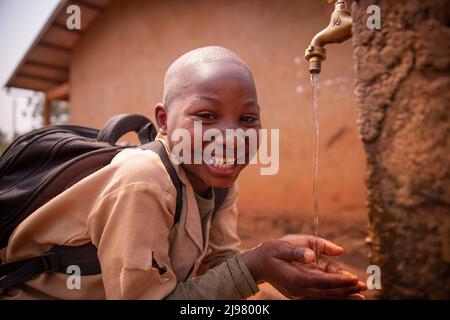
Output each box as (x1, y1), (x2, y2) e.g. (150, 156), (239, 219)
(163, 46), (255, 107)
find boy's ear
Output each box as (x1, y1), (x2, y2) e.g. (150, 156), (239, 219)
(154, 103), (168, 135)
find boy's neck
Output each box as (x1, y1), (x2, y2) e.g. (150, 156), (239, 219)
(184, 170), (210, 197)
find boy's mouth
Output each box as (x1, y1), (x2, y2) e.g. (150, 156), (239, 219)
(203, 155), (243, 177)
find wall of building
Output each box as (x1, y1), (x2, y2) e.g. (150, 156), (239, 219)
(352, 0), (450, 298)
(70, 0), (367, 226)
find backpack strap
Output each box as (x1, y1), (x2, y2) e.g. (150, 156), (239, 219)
(137, 122), (158, 144)
(97, 113), (152, 145)
(140, 140), (183, 225)
(0, 243), (100, 293)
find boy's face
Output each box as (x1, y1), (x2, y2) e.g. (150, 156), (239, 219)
(156, 62), (261, 194)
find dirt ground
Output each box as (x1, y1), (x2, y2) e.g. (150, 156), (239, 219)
(237, 209), (375, 299)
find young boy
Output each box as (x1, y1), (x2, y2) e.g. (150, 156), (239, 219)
(1, 46), (366, 299)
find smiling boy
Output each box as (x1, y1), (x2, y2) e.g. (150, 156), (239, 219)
(1, 46), (366, 300)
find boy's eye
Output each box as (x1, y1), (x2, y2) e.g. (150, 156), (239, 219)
(196, 112), (217, 120)
(240, 115), (259, 124)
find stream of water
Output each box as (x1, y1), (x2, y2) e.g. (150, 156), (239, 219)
(311, 73), (320, 266)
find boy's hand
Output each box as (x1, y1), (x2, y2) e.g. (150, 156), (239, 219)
(282, 234), (366, 299)
(241, 235), (367, 299)
(298, 257), (366, 300)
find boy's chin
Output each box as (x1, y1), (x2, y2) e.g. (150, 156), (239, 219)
(201, 162), (246, 187)
(193, 170), (240, 190)
(182, 163), (245, 190)
(203, 176), (235, 189)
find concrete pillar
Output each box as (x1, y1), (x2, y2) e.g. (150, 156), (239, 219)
(43, 83), (70, 126)
(43, 98), (51, 126)
(352, 0), (450, 298)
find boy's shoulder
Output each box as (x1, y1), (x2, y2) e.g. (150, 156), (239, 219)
(107, 148), (176, 195)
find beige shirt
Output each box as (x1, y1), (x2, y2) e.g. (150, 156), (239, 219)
(1, 137), (258, 299)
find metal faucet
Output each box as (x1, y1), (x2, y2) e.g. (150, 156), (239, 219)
(305, 0), (353, 74)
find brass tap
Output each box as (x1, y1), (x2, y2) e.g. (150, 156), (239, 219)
(305, 0), (353, 74)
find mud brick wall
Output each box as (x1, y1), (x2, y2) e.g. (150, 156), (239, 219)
(352, 0), (450, 298)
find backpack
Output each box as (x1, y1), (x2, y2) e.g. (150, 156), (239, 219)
(0, 113), (228, 292)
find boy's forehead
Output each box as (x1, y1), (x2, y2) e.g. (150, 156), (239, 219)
(162, 46), (256, 107)
(165, 62), (257, 107)
(190, 62), (255, 90)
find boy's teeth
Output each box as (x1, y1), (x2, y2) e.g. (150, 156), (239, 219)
(206, 157), (236, 168)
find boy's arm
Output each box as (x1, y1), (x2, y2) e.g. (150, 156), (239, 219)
(87, 180), (179, 299)
(197, 183), (241, 273)
(166, 254), (259, 300)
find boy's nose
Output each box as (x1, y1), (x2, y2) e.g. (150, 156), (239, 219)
(215, 119), (246, 132)
(212, 127), (248, 150)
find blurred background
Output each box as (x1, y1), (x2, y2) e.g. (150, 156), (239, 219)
(24, 0), (450, 300)
(0, 0), (368, 298)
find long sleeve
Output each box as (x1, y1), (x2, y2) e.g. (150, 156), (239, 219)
(87, 164), (179, 299)
(166, 254), (259, 300)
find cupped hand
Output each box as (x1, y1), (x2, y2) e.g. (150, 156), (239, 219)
(241, 235), (367, 300)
